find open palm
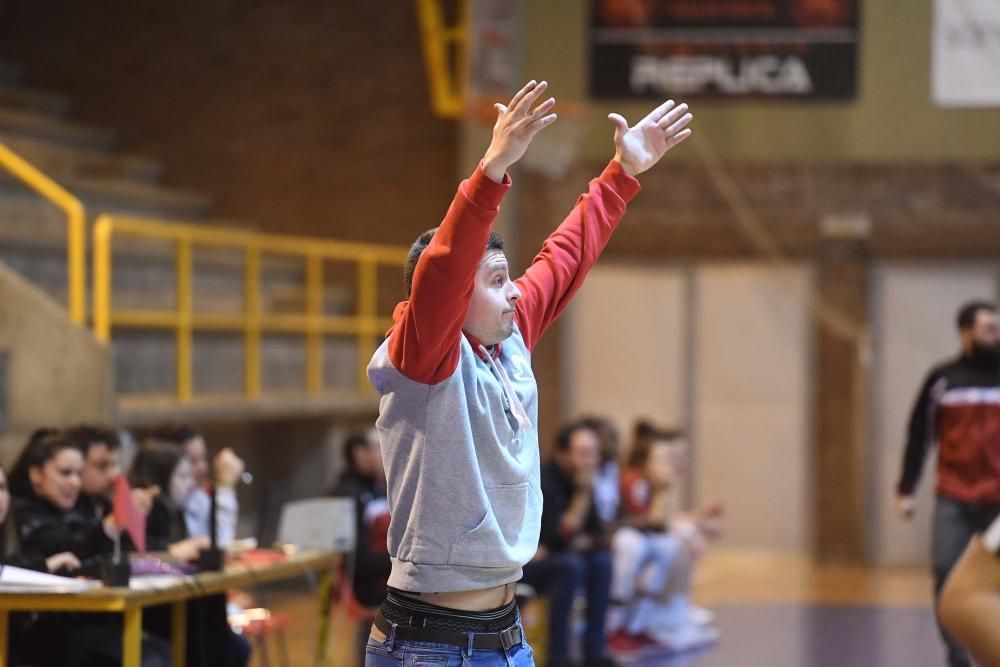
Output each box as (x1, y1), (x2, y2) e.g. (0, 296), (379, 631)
(610, 100), (692, 176)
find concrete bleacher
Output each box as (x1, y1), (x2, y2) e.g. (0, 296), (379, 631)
(0, 59), (367, 424)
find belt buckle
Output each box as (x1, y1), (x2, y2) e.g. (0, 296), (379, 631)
(499, 624), (520, 651)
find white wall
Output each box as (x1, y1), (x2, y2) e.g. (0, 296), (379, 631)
(870, 262), (999, 565)
(692, 264), (814, 553)
(565, 262), (814, 554)
(564, 264), (688, 446)
(564, 260), (1000, 561)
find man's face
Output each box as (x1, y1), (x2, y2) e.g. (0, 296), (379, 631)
(563, 428), (602, 476)
(81, 443), (122, 499)
(463, 250), (521, 346)
(352, 439), (377, 478)
(183, 436), (209, 486)
(970, 309), (1000, 350)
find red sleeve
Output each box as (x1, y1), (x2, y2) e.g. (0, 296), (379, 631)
(387, 165), (511, 384)
(513, 160), (640, 351)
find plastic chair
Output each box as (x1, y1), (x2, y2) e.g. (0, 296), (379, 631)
(229, 607), (291, 667)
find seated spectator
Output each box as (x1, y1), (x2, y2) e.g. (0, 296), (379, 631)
(128, 439), (211, 561)
(9, 430), (171, 667)
(10, 431), (119, 564)
(521, 420), (615, 667)
(608, 422), (720, 658)
(330, 429), (391, 666)
(0, 459), (79, 572)
(129, 439), (251, 667)
(638, 424), (723, 632)
(582, 416), (622, 525)
(152, 425), (243, 546)
(68, 425), (156, 546)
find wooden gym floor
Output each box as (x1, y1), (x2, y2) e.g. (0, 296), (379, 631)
(258, 550), (942, 667)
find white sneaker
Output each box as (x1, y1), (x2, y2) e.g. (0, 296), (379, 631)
(647, 622), (720, 654)
(688, 606), (716, 627)
(648, 596), (689, 629)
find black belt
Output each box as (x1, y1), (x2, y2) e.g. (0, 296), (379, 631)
(373, 610), (523, 651)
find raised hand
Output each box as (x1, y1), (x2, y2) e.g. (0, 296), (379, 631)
(481, 80), (558, 182)
(608, 100), (693, 176)
(214, 448), (245, 487)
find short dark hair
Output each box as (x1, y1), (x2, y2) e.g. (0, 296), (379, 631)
(403, 228), (505, 296)
(65, 425), (121, 456)
(957, 301), (996, 331)
(554, 419), (599, 453)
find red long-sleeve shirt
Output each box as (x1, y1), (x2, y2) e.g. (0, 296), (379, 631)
(388, 159), (641, 382)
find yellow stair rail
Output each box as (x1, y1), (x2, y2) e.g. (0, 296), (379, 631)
(0, 142), (87, 325)
(92, 214), (408, 402)
(416, 0), (470, 118)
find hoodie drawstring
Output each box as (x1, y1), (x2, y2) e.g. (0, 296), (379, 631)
(479, 345), (532, 433)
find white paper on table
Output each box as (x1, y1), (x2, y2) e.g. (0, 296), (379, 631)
(0, 564), (98, 592)
(129, 575), (191, 591)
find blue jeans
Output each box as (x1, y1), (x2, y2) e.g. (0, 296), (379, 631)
(364, 616), (535, 666)
(932, 496), (1000, 667)
(521, 549), (613, 664)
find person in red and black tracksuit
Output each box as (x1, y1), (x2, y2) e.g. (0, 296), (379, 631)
(896, 300), (1000, 667)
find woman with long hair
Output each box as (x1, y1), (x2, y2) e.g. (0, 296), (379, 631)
(129, 438), (251, 667)
(8, 430), (172, 667)
(129, 439), (206, 559)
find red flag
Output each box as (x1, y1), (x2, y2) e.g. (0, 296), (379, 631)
(113, 476), (146, 553)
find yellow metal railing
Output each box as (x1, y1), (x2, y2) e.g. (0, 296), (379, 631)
(0, 142), (87, 324)
(416, 0), (469, 118)
(92, 214), (408, 402)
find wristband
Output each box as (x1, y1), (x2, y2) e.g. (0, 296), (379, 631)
(983, 513), (1000, 555)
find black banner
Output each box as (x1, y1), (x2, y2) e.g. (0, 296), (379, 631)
(590, 0), (859, 100)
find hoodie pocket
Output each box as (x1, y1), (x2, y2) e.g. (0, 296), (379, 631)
(448, 483), (530, 568)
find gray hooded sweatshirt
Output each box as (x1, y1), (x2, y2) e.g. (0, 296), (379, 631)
(368, 160), (640, 592)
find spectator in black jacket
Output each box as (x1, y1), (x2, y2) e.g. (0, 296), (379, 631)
(9, 431), (171, 667)
(10, 431), (118, 565)
(331, 430), (391, 665)
(128, 440), (207, 559)
(896, 300), (1000, 667)
(0, 441), (81, 573)
(521, 420), (614, 667)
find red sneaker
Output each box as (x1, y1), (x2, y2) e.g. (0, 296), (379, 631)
(607, 629), (655, 660)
